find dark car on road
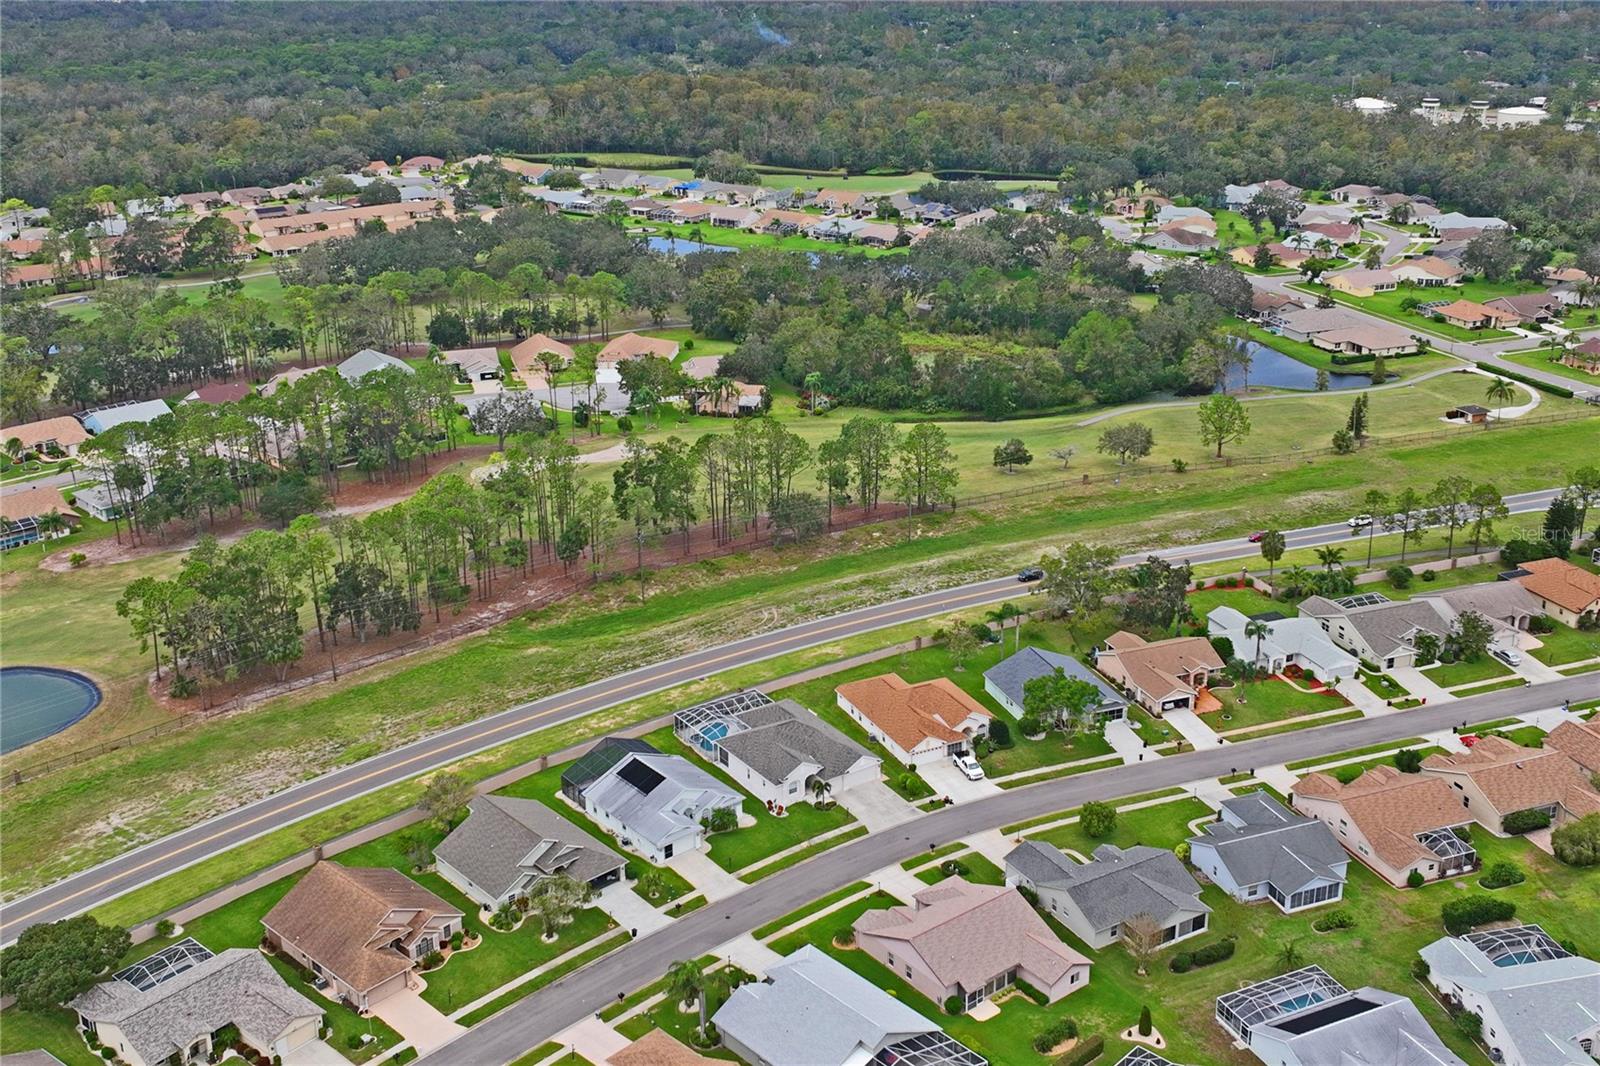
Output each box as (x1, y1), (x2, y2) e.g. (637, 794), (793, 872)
(1018, 566), (1044, 582)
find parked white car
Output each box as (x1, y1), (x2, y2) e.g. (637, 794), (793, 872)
(951, 752), (985, 781)
(1491, 646), (1523, 667)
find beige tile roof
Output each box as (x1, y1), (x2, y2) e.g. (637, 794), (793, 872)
(0, 484), (75, 523)
(597, 333), (679, 364)
(1546, 720), (1600, 775)
(1101, 632), (1223, 701)
(854, 879), (1088, 991)
(1432, 299), (1519, 326)
(607, 1030), (722, 1066)
(1, 416), (89, 451)
(835, 674), (991, 753)
(1515, 558), (1600, 615)
(1422, 736), (1600, 817)
(262, 863), (462, 994)
(1396, 255), (1462, 279)
(1293, 766), (1467, 872)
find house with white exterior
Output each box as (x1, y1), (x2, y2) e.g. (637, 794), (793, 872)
(673, 691), (880, 808)
(578, 750), (742, 862)
(1298, 590), (1523, 671)
(1206, 607), (1358, 682)
(434, 794), (625, 911)
(1005, 841), (1209, 950)
(1420, 925), (1600, 1066)
(835, 674), (991, 767)
(1187, 792), (1348, 912)
(983, 646), (1128, 721)
(337, 348), (414, 382)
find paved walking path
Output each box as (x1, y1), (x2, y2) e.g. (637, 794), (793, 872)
(1253, 764), (1301, 793)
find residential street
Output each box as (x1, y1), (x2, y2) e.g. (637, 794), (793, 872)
(419, 674), (1599, 1065)
(0, 488), (1567, 942)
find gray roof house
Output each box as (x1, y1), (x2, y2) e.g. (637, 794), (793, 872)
(1216, 966), (1465, 1066)
(983, 647), (1128, 721)
(71, 946), (322, 1066)
(1187, 791), (1349, 912)
(578, 751), (742, 863)
(80, 399), (173, 435)
(1299, 591), (1520, 670)
(337, 348), (413, 381)
(1419, 925), (1600, 1066)
(434, 794), (625, 910)
(673, 691), (880, 808)
(1005, 841), (1209, 950)
(560, 736), (658, 804)
(713, 945), (986, 1066)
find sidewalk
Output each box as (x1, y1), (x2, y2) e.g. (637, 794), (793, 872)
(1390, 666), (1454, 704)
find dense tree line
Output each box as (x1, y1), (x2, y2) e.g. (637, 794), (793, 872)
(4, 4), (1597, 248)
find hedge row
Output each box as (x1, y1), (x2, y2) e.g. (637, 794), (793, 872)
(1170, 936), (1236, 972)
(1474, 361), (1575, 398)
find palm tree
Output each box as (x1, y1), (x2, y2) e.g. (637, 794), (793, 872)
(36, 509), (68, 540)
(1279, 565), (1314, 598)
(1244, 618), (1271, 671)
(666, 959), (711, 1036)
(1485, 376), (1517, 421)
(986, 602), (1024, 651)
(809, 777), (833, 808)
(1276, 938), (1303, 970)
(1314, 545), (1345, 573)
(803, 371), (824, 414)
(535, 349), (563, 428)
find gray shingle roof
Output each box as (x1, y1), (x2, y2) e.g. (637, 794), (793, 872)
(435, 794), (624, 899)
(1299, 595), (1451, 659)
(584, 753), (741, 849)
(712, 699), (876, 786)
(713, 945), (954, 1066)
(71, 949), (319, 1066)
(1006, 841), (1208, 932)
(1190, 792), (1347, 895)
(1253, 987), (1467, 1065)
(337, 348), (413, 380)
(983, 647), (1127, 715)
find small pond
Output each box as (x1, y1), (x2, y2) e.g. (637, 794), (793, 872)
(1218, 341), (1371, 393)
(645, 235), (739, 257)
(0, 666), (102, 753)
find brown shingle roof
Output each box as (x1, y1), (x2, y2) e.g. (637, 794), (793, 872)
(598, 333), (679, 364)
(835, 674), (991, 753)
(1422, 736), (1600, 817)
(1, 416), (90, 451)
(1514, 558), (1600, 616)
(262, 863), (462, 994)
(1546, 720), (1600, 775)
(1101, 632), (1223, 700)
(854, 880), (1088, 991)
(1293, 766), (1467, 872)
(607, 1030), (722, 1066)
(0, 484), (75, 523)
(507, 334), (576, 374)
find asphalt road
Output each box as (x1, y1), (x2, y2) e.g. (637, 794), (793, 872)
(0, 488), (1568, 940)
(421, 674), (1600, 1066)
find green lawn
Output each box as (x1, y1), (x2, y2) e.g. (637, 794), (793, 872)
(1529, 623), (1600, 666)
(1212, 679), (1350, 732)
(1293, 278), (1542, 342)
(1360, 671), (1409, 701)
(1495, 347), (1600, 388)
(0, 1005), (101, 1066)
(1213, 209), (1278, 250)
(1424, 656), (1511, 687)
(915, 851), (1006, 886)
(1243, 325), (1452, 382)
(640, 220), (907, 258)
(1186, 585), (1280, 619)
(1027, 797), (1213, 856)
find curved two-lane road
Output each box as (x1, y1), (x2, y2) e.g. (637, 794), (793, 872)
(0, 487), (1569, 941)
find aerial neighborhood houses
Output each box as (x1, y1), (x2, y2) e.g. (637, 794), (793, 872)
(1005, 839), (1210, 949)
(835, 674), (992, 767)
(434, 794), (626, 912)
(563, 737), (742, 863)
(1091, 632), (1224, 716)
(1187, 792), (1349, 912)
(1298, 581), (1538, 670)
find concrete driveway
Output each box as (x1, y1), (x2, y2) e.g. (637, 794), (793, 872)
(835, 780), (918, 831)
(371, 985), (465, 1055)
(282, 1038), (348, 1066)
(920, 759), (1001, 803)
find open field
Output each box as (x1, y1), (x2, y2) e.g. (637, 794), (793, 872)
(2, 413), (1593, 918)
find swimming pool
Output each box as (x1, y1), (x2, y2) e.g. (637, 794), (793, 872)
(0, 666), (102, 753)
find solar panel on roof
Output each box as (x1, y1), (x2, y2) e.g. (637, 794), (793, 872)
(1272, 995), (1379, 1034)
(617, 757), (665, 795)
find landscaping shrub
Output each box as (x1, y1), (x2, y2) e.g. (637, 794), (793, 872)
(1210, 636), (1235, 662)
(1386, 565), (1414, 589)
(154, 918), (175, 938)
(1333, 764), (1364, 784)
(1173, 841), (1190, 862)
(1079, 801), (1116, 839)
(1502, 808), (1552, 835)
(101, 1050), (116, 1061)
(69, 552), (87, 568)
(1442, 894), (1516, 935)
(939, 859), (969, 877)
(1018, 884), (1040, 907)
(421, 950), (444, 970)
(701, 807), (738, 833)
(1393, 748), (1423, 773)
(1455, 1011), (1483, 1041)
(1057, 1034), (1104, 1066)
(1032, 1018), (1078, 1053)
(1502, 537), (1561, 565)
(1481, 861), (1525, 889)
(1168, 952), (1193, 973)
(346, 1035), (364, 1051)
(1018, 713), (1044, 737)
(450, 930), (464, 950)
(1528, 614), (1556, 635)
(1138, 1005), (1152, 1036)
(1421, 568), (1437, 581)
(944, 995), (964, 1016)
(1191, 938), (1236, 966)
(615, 415), (634, 432)
(1411, 958), (1430, 980)
(1312, 909), (1355, 932)
(834, 926), (856, 946)
(1013, 977), (1049, 1006)
(1552, 813), (1600, 866)
(988, 719), (1012, 747)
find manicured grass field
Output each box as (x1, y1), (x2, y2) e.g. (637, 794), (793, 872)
(1294, 279), (1539, 342)
(1027, 796), (1213, 856)
(1528, 623), (1600, 666)
(0, 1005), (102, 1066)
(1494, 347), (1600, 388)
(1424, 656), (1511, 687)
(1185, 585), (1280, 619)
(1212, 678), (1350, 732)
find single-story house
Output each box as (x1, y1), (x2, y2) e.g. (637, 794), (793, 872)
(1229, 243), (1309, 270)
(441, 346), (501, 382)
(1484, 293), (1566, 325)
(1292, 204), (1357, 228)
(854, 879), (1092, 1009)
(0, 415), (90, 457)
(1420, 925), (1600, 1066)
(1446, 403), (1491, 424)
(713, 945), (986, 1066)
(1266, 306), (1366, 343)
(1206, 607), (1358, 681)
(598, 332), (679, 364)
(606, 1030), (724, 1066)
(80, 399), (173, 435)
(679, 355), (722, 381)
(1420, 737), (1600, 835)
(1296, 221), (1361, 244)
(1308, 323), (1419, 357)
(1430, 299), (1520, 330)
(694, 380), (766, 417)
(1329, 184), (1384, 204)
(1562, 337), (1600, 376)
(1215, 966), (1465, 1065)
(577, 749), (742, 863)
(262, 862), (464, 1011)
(559, 736), (659, 805)
(399, 155), (445, 175)
(673, 691), (880, 808)
(1291, 766), (1479, 886)
(0, 484), (78, 550)
(982, 646), (1127, 722)
(1005, 841), (1209, 950)
(507, 333), (576, 377)
(434, 794), (625, 911)
(853, 222), (905, 247)
(1412, 581), (1541, 634)
(1187, 792), (1348, 912)
(1250, 290), (1298, 318)
(834, 674), (991, 767)
(752, 209), (812, 235)
(71, 944), (321, 1066)
(72, 476), (152, 523)
(1108, 193), (1172, 217)
(1297, 590), (1520, 670)
(1546, 719), (1600, 777)
(813, 189), (867, 215)
(183, 381), (253, 405)
(1512, 557), (1600, 627)
(1092, 632), (1224, 716)
(1139, 226), (1217, 254)
(1426, 212), (1510, 236)
(1391, 256), (1463, 286)
(1326, 269), (1396, 298)
(337, 348), (413, 382)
